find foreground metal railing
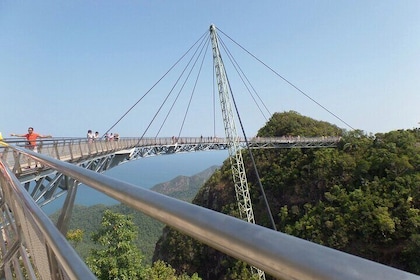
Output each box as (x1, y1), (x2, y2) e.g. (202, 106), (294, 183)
(0, 155), (96, 279)
(0, 146), (418, 280)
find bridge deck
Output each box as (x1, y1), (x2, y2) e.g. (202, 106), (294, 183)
(0, 136), (340, 177)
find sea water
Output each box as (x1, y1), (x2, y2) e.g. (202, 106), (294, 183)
(43, 150), (228, 214)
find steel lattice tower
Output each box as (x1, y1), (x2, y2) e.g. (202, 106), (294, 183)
(209, 24), (266, 280)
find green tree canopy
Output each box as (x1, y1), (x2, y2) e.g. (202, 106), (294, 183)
(86, 209), (144, 279)
(257, 111), (343, 137)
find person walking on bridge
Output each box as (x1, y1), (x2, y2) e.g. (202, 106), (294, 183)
(87, 130), (94, 143)
(10, 127), (52, 168)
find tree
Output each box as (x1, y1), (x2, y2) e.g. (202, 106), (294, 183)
(86, 209), (144, 279)
(257, 111), (343, 137)
(86, 209), (201, 279)
(66, 228), (83, 248)
(142, 260), (202, 280)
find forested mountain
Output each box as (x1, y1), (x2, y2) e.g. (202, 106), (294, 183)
(153, 111), (420, 279)
(50, 165), (219, 264)
(152, 166), (219, 202)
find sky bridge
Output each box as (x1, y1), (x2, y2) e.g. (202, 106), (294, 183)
(1, 137), (340, 206)
(1, 136), (339, 180)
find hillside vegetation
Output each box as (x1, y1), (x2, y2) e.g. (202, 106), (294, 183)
(153, 111), (420, 279)
(51, 165), (219, 264)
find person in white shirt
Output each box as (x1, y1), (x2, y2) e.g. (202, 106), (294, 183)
(87, 130), (94, 143)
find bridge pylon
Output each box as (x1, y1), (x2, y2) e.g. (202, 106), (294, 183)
(209, 24), (266, 279)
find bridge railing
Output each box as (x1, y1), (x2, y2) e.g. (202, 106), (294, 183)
(1, 137), (139, 170)
(0, 146), (418, 280)
(0, 136), (341, 171)
(0, 137), (146, 173)
(0, 155), (96, 279)
(0, 137), (211, 164)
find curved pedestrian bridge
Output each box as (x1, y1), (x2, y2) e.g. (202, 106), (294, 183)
(1, 136), (340, 179)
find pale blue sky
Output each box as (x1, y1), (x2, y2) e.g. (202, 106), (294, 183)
(1, 1), (419, 138)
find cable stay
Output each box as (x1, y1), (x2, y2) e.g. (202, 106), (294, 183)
(97, 23), (358, 280)
(217, 27), (356, 131)
(217, 35), (271, 122)
(104, 23), (356, 140)
(103, 29), (210, 139)
(172, 36), (211, 140)
(141, 33), (209, 142)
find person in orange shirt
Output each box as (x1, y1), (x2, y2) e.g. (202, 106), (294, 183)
(10, 127), (52, 168)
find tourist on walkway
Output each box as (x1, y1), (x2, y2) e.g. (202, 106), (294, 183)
(10, 127), (52, 168)
(87, 130), (94, 143)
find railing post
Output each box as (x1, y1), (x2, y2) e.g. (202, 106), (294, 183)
(68, 140), (74, 161)
(12, 151), (21, 174)
(53, 141), (60, 160)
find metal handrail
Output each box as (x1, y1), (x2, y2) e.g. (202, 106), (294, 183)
(0, 156), (96, 279)
(7, 146), (419, 280)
